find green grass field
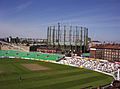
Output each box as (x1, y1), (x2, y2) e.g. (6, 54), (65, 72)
(0, 58), (113, 89)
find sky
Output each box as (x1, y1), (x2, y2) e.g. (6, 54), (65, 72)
(0, 0), (120, 42)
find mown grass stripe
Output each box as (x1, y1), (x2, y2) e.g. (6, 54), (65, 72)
(20, 69), (94, 83)
(0, 68), (94, 85)
(67, 76), (113, 89)
(30, 75), (108, 89)
(0, 68), (84, 81)
(18, 72), (100, 88)
(0, 70), (98, 89)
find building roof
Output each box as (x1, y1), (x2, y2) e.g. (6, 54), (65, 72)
(91, 44), (120, 50)
(91, 40), (101, 43)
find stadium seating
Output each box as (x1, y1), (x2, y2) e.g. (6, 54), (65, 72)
(59, 57), (119, 74)
(0, 50), (63, 61)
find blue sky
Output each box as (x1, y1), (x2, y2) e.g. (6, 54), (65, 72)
(0, 0), (120, 42)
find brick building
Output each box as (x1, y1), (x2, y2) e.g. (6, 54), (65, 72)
(30, 45), (62, 53)
(90, 44), (120, 62)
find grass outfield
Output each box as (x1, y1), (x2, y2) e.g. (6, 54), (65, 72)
(0, 58), (113, 89)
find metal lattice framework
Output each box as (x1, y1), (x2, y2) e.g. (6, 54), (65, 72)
(47, 23), (88, 53)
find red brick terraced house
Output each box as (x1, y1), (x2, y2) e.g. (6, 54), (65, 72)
(90, 44), (120, 62)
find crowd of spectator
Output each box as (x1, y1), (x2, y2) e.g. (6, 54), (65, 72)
(59, 57), (120, 74)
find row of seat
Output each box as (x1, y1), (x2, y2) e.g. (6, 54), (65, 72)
(0, 50), (62, 61)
